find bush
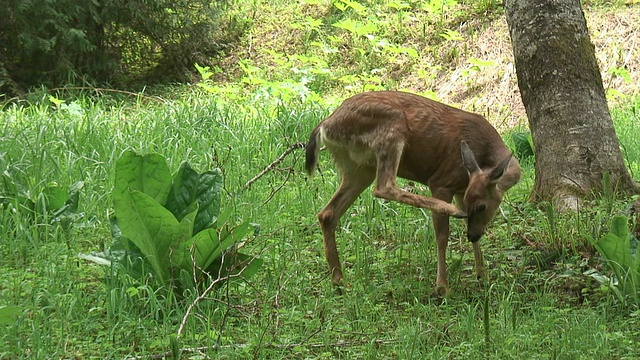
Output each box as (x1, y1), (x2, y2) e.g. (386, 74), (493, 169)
(0, 0), (247, 96)
(80, 151), (262, 294)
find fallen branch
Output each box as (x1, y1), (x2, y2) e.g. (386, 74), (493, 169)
(47, 86), (167, 103)
(176, 251), (256, 339)
(242, 142), (305, 190)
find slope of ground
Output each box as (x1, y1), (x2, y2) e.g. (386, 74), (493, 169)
(220, 1), (639, 129)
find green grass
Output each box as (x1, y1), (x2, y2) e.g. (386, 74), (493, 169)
(2, 1), (638, 358)
(1, 90), (639, 359)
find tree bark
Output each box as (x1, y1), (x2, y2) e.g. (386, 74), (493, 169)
(504, 0), (639, 210)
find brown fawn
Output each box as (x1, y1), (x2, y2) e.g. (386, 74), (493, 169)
(305, 91), (521, 295)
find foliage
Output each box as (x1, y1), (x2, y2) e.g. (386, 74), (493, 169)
(611, 96), (640, 179)
(0, 168), (83, 233)
(587, 215), (640, 306)
(1, 92), (640, 358)
(81, 151), (262, 292)
(1, 0), (639, 357)
(194, 0), (506, 106)
(0, 306), (23, 325)
(0, 0), (246, 96)
(511, 131), (535, 161)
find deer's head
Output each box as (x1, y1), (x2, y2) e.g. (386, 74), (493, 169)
(460, 141), (519, 243)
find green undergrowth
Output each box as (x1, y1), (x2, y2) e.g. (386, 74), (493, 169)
(204, 0), (509, 107)
(0, 91), (639, 358)
(204, 0), (637, 114)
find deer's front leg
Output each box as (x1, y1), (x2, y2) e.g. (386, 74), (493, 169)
(472, 241), (487, 281)
(432, 212), (451, 297)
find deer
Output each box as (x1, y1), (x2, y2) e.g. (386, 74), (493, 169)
(305, 91), (521, 296)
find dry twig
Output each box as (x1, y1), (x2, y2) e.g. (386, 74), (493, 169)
(242, 142), (305, 190)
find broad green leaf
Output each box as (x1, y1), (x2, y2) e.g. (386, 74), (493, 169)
(43, 183), (68, 211)
(172, 207), (199, 268)
(195, 63), (213, 80)
(207, 223), (252, 266)
(609, 215), (629, 241)
(332, 19), (377, 37)
(106, 151), (261, 291)
(0, 306), (23, 325)
(215, 222), (254, 252)
(225, 222), (254, 247)
(206, 222), (255, 273)
(172, 215), (218, 271)
(232, 253), (264, 279)
(439, 29), (463, 41)
(175, 224), (254, 279)
(387, 0), (410, 11)
(511, 131), (534, 160)
(185, 223), (251, 272)
(608, 66), (632, 84)
(468, 57), (495, 68)
(595, 233), (632, 283)
(49, 181), (83, 225)
(185, 228), (224, 270)
(114, 151), (172, 207)
(66, 181), (84, 213)
(340, 0), (367, 15)
(48, 95), (65, 107)
(190, 222), (254, 274)
(109, 214), (131, 248)
(165, 163), (222, 233)
(212, 251), (263, 280)
(115, 189), (194, 284)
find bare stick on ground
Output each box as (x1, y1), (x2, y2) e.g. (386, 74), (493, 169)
(242, 142), (306, 190)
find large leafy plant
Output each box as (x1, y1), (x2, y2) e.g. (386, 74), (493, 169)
(587, 215), (639, 305)
(82, 150), (262, 291)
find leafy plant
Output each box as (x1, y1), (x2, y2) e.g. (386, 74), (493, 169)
(423, 0), (459, 15)
(511, 131), (535, 161)
(334, 0), (368, 16)
(81, 151), (262, 292)
(0, 306), (23, 325)
(587, 215), (640, 305)
(608, 66), (632, 84)
(0, 170), (83, 232)
(1, 0), (245, 95)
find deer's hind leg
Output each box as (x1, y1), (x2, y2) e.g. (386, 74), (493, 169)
(317, 152), (375, 286)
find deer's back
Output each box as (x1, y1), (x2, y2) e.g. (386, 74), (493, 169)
(318, 91), (510, 190)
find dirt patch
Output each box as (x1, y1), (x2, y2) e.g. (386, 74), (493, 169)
(399, 6), (640, 129)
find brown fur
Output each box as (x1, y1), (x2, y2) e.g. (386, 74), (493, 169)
(306, 91), (521, 295)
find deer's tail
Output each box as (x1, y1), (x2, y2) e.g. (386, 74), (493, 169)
(305, 127), (321, 176)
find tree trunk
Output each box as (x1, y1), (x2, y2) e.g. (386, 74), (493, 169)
(504, 0), (639, 210)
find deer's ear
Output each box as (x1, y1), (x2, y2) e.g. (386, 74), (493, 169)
(461, 141), (480, 175)
(489, 154), (512, 183)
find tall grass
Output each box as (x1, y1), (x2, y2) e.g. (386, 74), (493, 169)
(1, 91), (639, 359)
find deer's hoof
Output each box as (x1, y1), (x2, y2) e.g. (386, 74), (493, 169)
(432, 284), (451, 299)
(453, 210), (467, 219)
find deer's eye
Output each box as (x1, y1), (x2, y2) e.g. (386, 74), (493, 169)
(475, 204), (486, 212)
